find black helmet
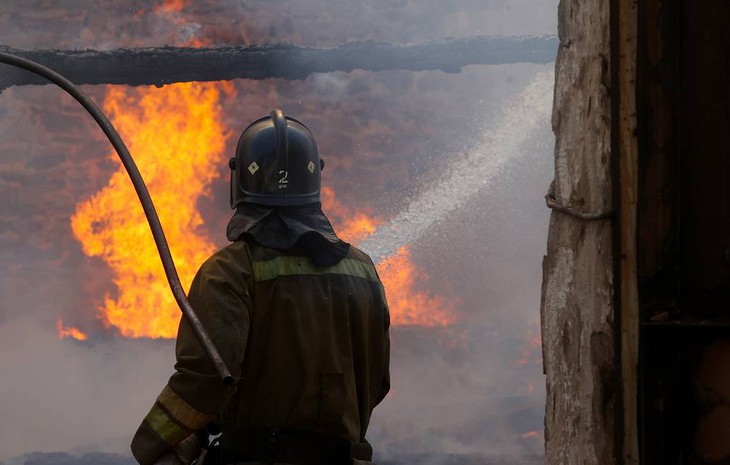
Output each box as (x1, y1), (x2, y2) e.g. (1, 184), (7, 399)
(229, 109), (324, 208)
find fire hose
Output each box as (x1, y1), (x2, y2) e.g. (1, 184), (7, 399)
(0, 51), (234, 385)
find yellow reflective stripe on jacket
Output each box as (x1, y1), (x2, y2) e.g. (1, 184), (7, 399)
(157, 385), (214, 431)
(144, 403), (191, 445)
(252, 256), (379, 283)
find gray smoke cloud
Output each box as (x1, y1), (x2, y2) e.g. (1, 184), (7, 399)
(0, 319), (172, 460)
(0, 1), (557, 463)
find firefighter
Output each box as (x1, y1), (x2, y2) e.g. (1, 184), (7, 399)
(130, 110), (391, 465)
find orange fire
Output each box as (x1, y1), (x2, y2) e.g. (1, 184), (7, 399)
(321, 186), (380, 244)
(69, 81), (455, 339)
(377, 247), (457, 326)
(154, 0), (187, 14)
(515, 323), (542, 366)
(322, 186), (457, 327)
(57, 320), (88, 341)
(151, 0), (213, 48)
(71, 82), (233, 338)
(519, 431), (541, 440)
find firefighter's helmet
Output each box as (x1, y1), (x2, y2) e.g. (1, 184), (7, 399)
(229, 109), (324, 208)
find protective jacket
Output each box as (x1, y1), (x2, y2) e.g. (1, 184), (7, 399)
(131, 238), (391, 465)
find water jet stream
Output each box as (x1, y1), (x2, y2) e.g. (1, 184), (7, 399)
(360, 70), (554, 264)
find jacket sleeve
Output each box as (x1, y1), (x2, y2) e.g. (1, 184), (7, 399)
(131, 249), (253, 465)
(376, 303), (391, 406)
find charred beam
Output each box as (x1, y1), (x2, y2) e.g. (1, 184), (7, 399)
(0, 36), (557, 90)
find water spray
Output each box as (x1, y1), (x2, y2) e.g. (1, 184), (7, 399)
(0, 51), (234, 385)
(360, 70), (554, 264)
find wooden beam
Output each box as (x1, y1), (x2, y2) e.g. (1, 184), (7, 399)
(0, 35), (557, 90)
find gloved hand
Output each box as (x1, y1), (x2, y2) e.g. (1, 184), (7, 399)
(152, 433), (202, 465)
(151, 451), (185, 465)
(175, 433), (203, 464)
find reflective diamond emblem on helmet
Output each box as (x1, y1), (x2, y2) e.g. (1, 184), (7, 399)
(248, 161), (260, 175)
(307, 161), (316, 173)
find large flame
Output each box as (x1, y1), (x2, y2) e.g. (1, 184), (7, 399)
(71, 82), (232, 338)
(69, 83), (455, 339)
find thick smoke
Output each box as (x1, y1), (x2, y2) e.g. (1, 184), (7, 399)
(0, 319), (172, 460)
(367, 71), (554, 462)
(0, 1), (557, 463)
(0, 1), (557, 49)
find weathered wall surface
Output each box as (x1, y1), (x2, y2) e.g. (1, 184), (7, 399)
(540, 0), (616, 463)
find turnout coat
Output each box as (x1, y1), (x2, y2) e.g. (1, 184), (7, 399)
(131, 239), (391, 465)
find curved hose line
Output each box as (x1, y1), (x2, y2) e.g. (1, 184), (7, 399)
(0, 51), (234, 386)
